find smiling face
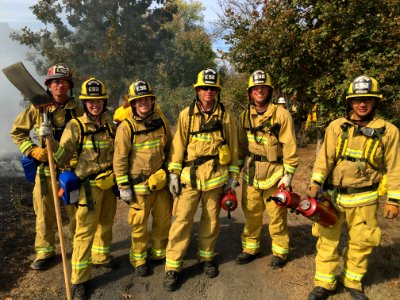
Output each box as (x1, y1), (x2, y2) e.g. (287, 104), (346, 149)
(84, 99), (105, 116)
(132, 96), (154, 118)
(250, 85), (270, 106)
(349, 97), (379, 120)
(196, 86), (218, 106)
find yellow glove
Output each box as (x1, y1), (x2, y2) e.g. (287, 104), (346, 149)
(30, 147), (48, 162)
(383, 203), (399, 219)
(307, 185), (323, 199)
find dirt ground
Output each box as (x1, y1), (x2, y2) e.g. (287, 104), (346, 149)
(1, 144), (399, 300)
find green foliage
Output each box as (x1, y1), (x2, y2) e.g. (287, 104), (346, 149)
(11, 0), (215, 108)
(217, 0), (400, 126)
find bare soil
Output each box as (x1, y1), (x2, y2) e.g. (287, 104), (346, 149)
(1, 144), (399, 300)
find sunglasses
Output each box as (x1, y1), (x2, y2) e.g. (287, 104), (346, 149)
(199, 86), (218, 91)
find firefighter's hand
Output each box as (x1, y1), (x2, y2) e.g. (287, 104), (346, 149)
(39, 121), (53, 138)
(383, 203), (399, 219)
(30, 147), (48, 162)
(277, 173), (293, 188)
(169, 173), (181, 198)
(307, 185), (323, 199)
(224, 177), (239, 193)
(119, 188), (132, 204)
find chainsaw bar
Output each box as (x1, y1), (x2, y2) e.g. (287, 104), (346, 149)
(2, 62), (53, 108)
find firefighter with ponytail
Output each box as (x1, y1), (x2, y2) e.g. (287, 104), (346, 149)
(10, 63), (83, 271)
(41, 78), (117, 299)
(113, 80), (173, 277)
(163, 68), (239, 291)
(236, 70), (299, 268)
(307, 75), (400, 300)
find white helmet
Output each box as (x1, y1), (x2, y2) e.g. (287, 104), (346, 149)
(277, 97), (286, 104)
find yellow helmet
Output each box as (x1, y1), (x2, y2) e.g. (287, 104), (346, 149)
(79, 77), (109, 100)
(346, 75), (383, 100)
(247, 70), (273, 91)
(193, 68), (221, 89)
(128, 80), (155, 102)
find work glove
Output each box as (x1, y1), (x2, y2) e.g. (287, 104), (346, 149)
(119, 188), (133, 204)
(224, 177), (239, 193)
(383, 202), (399, 219)
(307, 184), (323, 200)
(39, 121), (53, 138)
(168, 173), (181, 198)
(277, 173), (293, 188)
(30, 147), (48, 162)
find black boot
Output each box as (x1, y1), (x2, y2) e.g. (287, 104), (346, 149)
(163, 271), (179, 291)
(203, 260), (219, 278)
(308, 286), (333, 300)
(135, 263), (149, 277)
(270, 255), (286, 269)
(235, 252), (259, 265)
(30, 256), (55, 270)
(345, 287), (369, 300)
(72, 282), (88, 300)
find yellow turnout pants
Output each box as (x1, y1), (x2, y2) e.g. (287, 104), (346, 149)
(312, 204), (381, 291)
(128, 187), (173, 267)
(165, 185), (223, 272)
(241, 183), (289, 259)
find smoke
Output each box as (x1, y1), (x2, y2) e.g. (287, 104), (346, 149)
(0, 22), (44, 159)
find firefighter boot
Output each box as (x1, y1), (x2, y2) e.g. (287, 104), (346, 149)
(72, 282), (88, 300)
(345, 287), (368, 300)
(308, 286), (333, 300)
(203, 260), (219, 278)
(271, 255), (286, 269)
(235, 252), (259, 265)
(135, 263), (149, 277)
(30, 256), (55, 270)
(163, 271), (179, 291)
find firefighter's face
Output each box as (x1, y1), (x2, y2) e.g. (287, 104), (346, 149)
(49, 79), (70, 103)
(85, 99), (104, 116)
(250, 85), (270, 105)
(350, 97), (378, 120)
(197, 86), (218, 105)
(133, 96), (154, 117)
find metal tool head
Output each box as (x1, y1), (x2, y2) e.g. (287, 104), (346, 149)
(2, 62), (53, 108)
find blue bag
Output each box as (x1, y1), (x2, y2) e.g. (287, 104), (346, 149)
(21, 155), (39, 182)
(59, 170), (81, 205)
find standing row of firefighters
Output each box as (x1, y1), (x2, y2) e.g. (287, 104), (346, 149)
(10, 64), (400, 300)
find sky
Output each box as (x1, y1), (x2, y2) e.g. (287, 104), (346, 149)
(0, 0), (226, 157)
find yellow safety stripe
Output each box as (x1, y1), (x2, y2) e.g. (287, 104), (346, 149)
(91, 245), (110, 254)
(36, 167), (51, 177)
(168, 162), (182, 172)
(129, 250), (147, 261)
(54, 146), (65, 162)
(228, 165), (240, 174)
(151, 248), (166, 258)
(20, 140), (35, 153)
(242, 240), (260, 250)
(387, 191), (400, 201)
(311, 172), (326, 184)
(36, 246), (55, 254)
(272, 243), (289, 255)
(133, 184), (150, 194)
(166, 258), (183, 268)
(116, 175), (129, 185)
(343, 268), (363, 282)
(72, 258), (92, 270)
(132, 139), (160, 150)
(181, 170), (228, 190)
(192, 133), (212, 142)
(198, 249), (214, 259)
(315, 271), (336, 283)
(242, 170), (282, 190)
(364, 139), (381, 167)
(88, 180), (97, 187)
(343, 147), (363, 158)
(337, 191), (378, 206)
(83, 141), (110, 149)
(247, 133), (268, 145)
(284, 163), (296, 174)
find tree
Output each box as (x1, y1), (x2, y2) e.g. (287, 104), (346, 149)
(11, 0), (215, 109)
(216, 0), (400, 126)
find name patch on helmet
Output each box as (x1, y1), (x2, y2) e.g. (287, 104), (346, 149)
(87, 80), (102, 96)
(203, 69), (217, 84)
(134, 81), (149, 95)
(55, 66), (69, 75)
(353, 76), (372, 94)
(252, 70), (267, 84)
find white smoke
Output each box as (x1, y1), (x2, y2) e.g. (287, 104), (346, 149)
(0, 22), (44, 159)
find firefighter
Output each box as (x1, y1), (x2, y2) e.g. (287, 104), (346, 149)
(113, 80), (173, 277)
(236, 70), (299, 269)
(276, 97), (288, 109)
(163, 68), (239, 291)
(307, 75), (400, 300)
(41, 78), (117, 299)
(10, 63), (83, 270)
